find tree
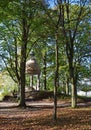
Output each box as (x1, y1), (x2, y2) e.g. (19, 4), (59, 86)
(0, 0), (45, 107)
(52, 0), (90, 108)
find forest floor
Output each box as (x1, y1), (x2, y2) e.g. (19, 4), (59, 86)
(0, 99), (91, 130)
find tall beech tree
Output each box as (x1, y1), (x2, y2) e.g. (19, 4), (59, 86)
(0, 0), (45, 107)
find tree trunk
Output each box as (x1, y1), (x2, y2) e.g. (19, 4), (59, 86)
(19, 3), (28, 107)
(43, 53), (47, 90)
(19, 40), (26, 107)
(54, 32), (59, 120)
(65, 78), (69, 95)
(54, 76), (57, 120)
(19, 40), (26, 108)
(71, 77), (77, 108)
(69, 64), (77, 108)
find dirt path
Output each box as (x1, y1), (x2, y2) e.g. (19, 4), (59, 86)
(0, 100), (69, 109)
(0, 99), (91, 109)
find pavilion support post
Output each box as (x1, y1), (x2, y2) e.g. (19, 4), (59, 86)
(30, 75), (33, 90)
(37, 74), (40, 90)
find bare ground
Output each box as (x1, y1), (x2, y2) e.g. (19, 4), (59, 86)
(0, 100), (91, 130)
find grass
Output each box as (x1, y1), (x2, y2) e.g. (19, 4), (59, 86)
(0, 93), (4, 101)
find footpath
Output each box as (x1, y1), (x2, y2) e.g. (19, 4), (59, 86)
(0, 99), (91, 109)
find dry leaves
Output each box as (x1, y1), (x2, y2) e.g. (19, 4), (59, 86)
(0, 103), (91, 130)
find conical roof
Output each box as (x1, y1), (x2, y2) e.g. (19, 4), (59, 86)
(26, 57), (40, 75)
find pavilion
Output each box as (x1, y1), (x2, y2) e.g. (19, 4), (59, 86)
(26, 51), (41, 90)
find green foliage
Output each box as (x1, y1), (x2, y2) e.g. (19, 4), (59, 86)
(0, 0), (91, 98)
(0, 71), (18, 101)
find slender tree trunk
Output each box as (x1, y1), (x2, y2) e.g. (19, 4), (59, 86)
(43, 53), (47, 90)
(65, 78), (69, 95)
(54, 75), (57, 120)
(54, 32), (59, 120)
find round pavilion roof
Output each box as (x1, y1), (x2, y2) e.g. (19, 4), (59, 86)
(26, 57), (40, 75)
